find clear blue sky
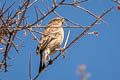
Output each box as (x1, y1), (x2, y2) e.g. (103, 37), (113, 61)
(0, 0), (120, 80)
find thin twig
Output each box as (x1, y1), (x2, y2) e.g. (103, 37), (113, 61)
(53, 10), (61, 17)
(28, 0), (39, 8)
(0, 2), (15, 17)
(112, 0), (120, 4)
(29, 53), (32, 80)
(12, 41), (19, 54)
(36, 6), (45, 16)
(75, 5), (107, 24)
(34, 6), (39, 21)
(29, 30), (39, 42)
(1, 26), (89, 30)
(62, 0), (88, 5)
(63, 30), (70, 48)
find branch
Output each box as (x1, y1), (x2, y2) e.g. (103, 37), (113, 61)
(112, 0), (120, 4)
(29, 53), (32, 80)
(0, 0), (31, 72)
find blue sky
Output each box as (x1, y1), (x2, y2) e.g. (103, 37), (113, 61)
(0, 0), (120, 80)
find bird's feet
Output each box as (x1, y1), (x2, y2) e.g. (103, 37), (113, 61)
(48, 59), (53, 65)
(56, 48), (65, 54)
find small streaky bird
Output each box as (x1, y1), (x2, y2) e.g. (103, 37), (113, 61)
(36, 17), (65, 72)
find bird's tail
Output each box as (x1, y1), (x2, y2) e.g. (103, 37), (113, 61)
(39, 52), (45, 73)
(38, 48), (50, 73)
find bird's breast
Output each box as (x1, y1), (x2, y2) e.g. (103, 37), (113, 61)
(47, 28), (64, 55)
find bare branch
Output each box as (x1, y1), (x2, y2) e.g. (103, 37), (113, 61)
(28, 0), (39, 8)
(63, 30), (70, 48)
(62, 0), (88, 5)
(112, 0), (120, 4)
(34, 7), (39, 21)
(36, 6), (45, 16)
(29, 30), (39, 42)
(65, 7), (113, 49)
(0, 2), (15, 18)
(29, 53), (32, 80)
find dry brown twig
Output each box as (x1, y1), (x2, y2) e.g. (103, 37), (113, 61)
(0, 0), (31, 71)
(0, 0), (40, 71)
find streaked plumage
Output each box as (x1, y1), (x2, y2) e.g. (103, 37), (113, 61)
(36, 17), (65, 72)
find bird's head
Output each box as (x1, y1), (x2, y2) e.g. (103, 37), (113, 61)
(48, 17), (66, 27)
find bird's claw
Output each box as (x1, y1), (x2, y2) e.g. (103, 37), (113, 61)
(60, 48), (65, 54)
(48, 59), (53, 65)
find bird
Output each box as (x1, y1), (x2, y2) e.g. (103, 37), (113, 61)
(36, 17), (65, 72)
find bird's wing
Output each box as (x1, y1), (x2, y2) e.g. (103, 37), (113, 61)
(36, 28), (54, 54)
(37, 28), (55, 72)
